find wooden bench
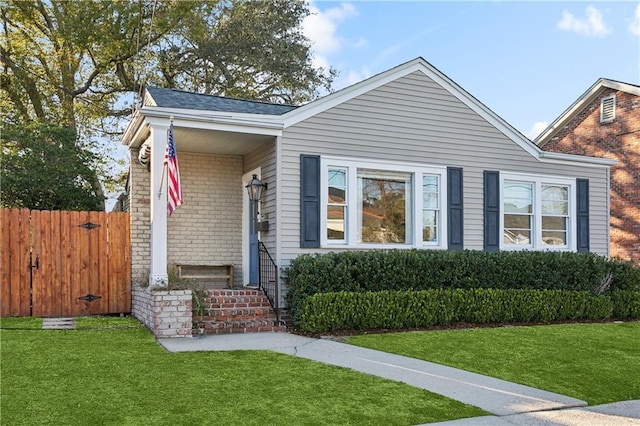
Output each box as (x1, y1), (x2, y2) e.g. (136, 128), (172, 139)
(176, 264), (234, 288)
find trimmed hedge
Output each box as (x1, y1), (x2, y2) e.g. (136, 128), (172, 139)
(284, 250), (640, 325)
(611, 291), (640, 319)
(297, 289), (618, 333)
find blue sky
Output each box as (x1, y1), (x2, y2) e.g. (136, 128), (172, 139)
(302, 1), (640, 139)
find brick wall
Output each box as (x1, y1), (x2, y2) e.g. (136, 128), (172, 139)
(542, 89), (640, 263)
(130, 149), (151, 285)
(167, 153), (244, 285)
(132, 287), (193, 338)
(128, 151), (245, 286)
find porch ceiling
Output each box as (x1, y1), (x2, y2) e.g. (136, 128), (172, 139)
(174, 127), (274, 155)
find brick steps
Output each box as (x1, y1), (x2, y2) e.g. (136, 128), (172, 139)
(197, 289), (285, 335)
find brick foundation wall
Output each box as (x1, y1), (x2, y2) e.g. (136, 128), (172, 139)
(132, 286), (193, 338)
(542, 89), (640, 263)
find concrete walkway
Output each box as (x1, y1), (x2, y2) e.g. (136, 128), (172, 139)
(159, 333), (640, 425)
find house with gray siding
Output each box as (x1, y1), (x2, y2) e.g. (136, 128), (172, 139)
(122, 57), (614, 312)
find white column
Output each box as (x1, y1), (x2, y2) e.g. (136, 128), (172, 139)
(149, 124), (169, 287)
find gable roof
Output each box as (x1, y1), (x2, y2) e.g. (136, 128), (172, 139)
(535, 78), (640, 147)
(145, 86), (297, 115)
(122, 58), (614, 166)
(279, 57), (614, 166)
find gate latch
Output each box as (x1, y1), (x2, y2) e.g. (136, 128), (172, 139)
(30, 256), (40, 270)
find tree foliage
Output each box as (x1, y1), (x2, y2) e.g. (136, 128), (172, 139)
(1, 0), (334, 128)
(1, 123), (103, 211)
(1, 0), (334, 209)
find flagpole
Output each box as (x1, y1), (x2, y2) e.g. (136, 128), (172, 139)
(157, 116), (174, 199)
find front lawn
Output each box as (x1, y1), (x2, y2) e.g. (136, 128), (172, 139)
(0, 317), (484, 425)
(346, 321), (640, 405)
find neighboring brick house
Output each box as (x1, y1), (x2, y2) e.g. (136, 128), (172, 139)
(536, 79), (640, 263)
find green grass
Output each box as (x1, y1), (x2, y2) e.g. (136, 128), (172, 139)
(0, 317), (484, 425)
(346, 322), (640, 405)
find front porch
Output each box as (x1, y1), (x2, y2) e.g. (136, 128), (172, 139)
(123, 90), (291, 337)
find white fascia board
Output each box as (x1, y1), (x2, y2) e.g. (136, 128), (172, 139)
(535, 79), (640, 147)
(535, 79), (605, 146)
(538, 150), (617, 167)
(123, 107), (285, 148)
(121, 110), (143, 147)
(142, 107), (284, 131)
(282, 56), (543, 159)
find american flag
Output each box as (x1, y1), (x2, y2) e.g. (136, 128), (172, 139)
(164, 123), (183, 215)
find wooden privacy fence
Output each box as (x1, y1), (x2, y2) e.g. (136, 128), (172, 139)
(1, 209), (131, 317)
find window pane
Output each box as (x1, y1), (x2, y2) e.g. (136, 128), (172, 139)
(328, 169), (346, 204)
(504, 229), (531, 245)
(542, 216), (567, 231)
(504, 182), (533, 213)
(504, 213), (531, 245)
(327, 206), (345, 240)
(542, 231), (566, 246)
(504, 214), (531, 229)
(504, 182), (533, 200)
(423, 176), (439, 208)
(360, 174), (408, 244)
(542, 185), (567, 201)
(542, 200), (568, 215)
(422, 211), (437, 242)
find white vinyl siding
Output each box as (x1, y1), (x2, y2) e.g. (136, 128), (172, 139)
(277, 71), (610, 266)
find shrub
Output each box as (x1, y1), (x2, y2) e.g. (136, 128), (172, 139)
(284, 250), (640, 324)
(611, 291), (640, 319)
(297, 289), (614, 333)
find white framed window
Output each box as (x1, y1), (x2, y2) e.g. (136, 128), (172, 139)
(500, 173), (576, 251)
(320, 157), (447, 249)
(600, 95), (616, 123)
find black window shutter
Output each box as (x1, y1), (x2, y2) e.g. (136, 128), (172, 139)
(447, 167), (464, 250)
(576, 178), (589, 253)
(300, 155), (321, 248)
(484, 171), (500, 252)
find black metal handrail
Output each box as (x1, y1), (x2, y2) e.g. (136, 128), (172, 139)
(258, 241), (279, 320)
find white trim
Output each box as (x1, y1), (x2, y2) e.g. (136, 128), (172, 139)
(275, 135), (283, 303)
(319, 156), (448, 249)
(538, 151), (616, 166)
(148, 124), (170, 287)
(499, 172), (577, 252)
(536, 78), (639, 146)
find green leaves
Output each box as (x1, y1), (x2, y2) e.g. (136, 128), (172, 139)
(0, 122), (103, 210)
(285, 249), (640, 328)
(297, 289), (617, 333)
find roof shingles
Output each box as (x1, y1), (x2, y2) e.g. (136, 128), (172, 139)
(145, 86), (297, 115)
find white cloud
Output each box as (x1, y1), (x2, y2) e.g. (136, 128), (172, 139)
(527, 121), (549, 140)
(303, 3), (358, 55)
(557, 6), (611, 37)
(303, 2), (361, 77)
(629, 4), (640, 36)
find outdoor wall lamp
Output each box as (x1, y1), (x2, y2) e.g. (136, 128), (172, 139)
(245, 174), (269, 231)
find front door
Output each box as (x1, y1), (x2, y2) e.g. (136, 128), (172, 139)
(242, 169), (260, 286)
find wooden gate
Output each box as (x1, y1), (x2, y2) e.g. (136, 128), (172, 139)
(1, 209), (131, 317)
